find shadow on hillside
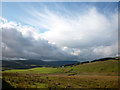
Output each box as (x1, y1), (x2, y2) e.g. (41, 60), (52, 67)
(2, 80), (14, 89)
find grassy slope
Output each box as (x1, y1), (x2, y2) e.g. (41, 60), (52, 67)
(2, 60), (79, 70)
(3, 60), (118, 75)
(63, 60), (118, 75)
(2, 60), (119, 88)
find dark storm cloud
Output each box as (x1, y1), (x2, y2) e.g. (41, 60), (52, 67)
(1, 27), (75, 60)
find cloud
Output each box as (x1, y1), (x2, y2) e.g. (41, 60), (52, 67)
(93, 43), (118, 57)
(0, 4), (118, 61)
(24, 6), (118, 59)
(25, 7), (118, 48)
(1, 18), (76, 60)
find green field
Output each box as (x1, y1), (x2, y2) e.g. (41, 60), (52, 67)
(4, 60), (118, 75)
(2, 60), (119, 88)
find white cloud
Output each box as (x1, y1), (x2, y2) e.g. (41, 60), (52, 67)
(62, 46), (81, 56)
(0, 5), (118, 61)
(93, 43), (118, 57)
(25, 7), (118, 49)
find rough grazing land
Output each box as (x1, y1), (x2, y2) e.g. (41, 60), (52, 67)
(2, 60), (119, 89)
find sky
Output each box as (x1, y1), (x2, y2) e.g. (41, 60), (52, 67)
(0, 2), (118, 61)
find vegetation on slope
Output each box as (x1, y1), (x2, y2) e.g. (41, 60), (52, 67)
(3, 60), (118, 75)
(2, 58), (119, 88)
(2, 73), (118, 88)
(2, 60), (79, 70)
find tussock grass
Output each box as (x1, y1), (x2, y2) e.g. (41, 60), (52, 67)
(2, 60), (119, 88)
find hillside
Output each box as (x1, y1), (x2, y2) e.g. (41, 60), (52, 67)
(2, 59), (119, 88)
(2, 60), (79, 70)
(3, 59), (118, 75)
(61, 60), (118, 75)
(2, 60), (51, 70)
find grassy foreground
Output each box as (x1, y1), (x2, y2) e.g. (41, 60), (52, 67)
(2, 60), (119, 88)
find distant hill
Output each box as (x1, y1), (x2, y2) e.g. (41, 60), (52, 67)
(3, 58), (119, 76)
(48, 61), (79, 66)
(2, 60), (49, 70)
(2, 57), (119, 70)
(2, 59), (79, 70)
